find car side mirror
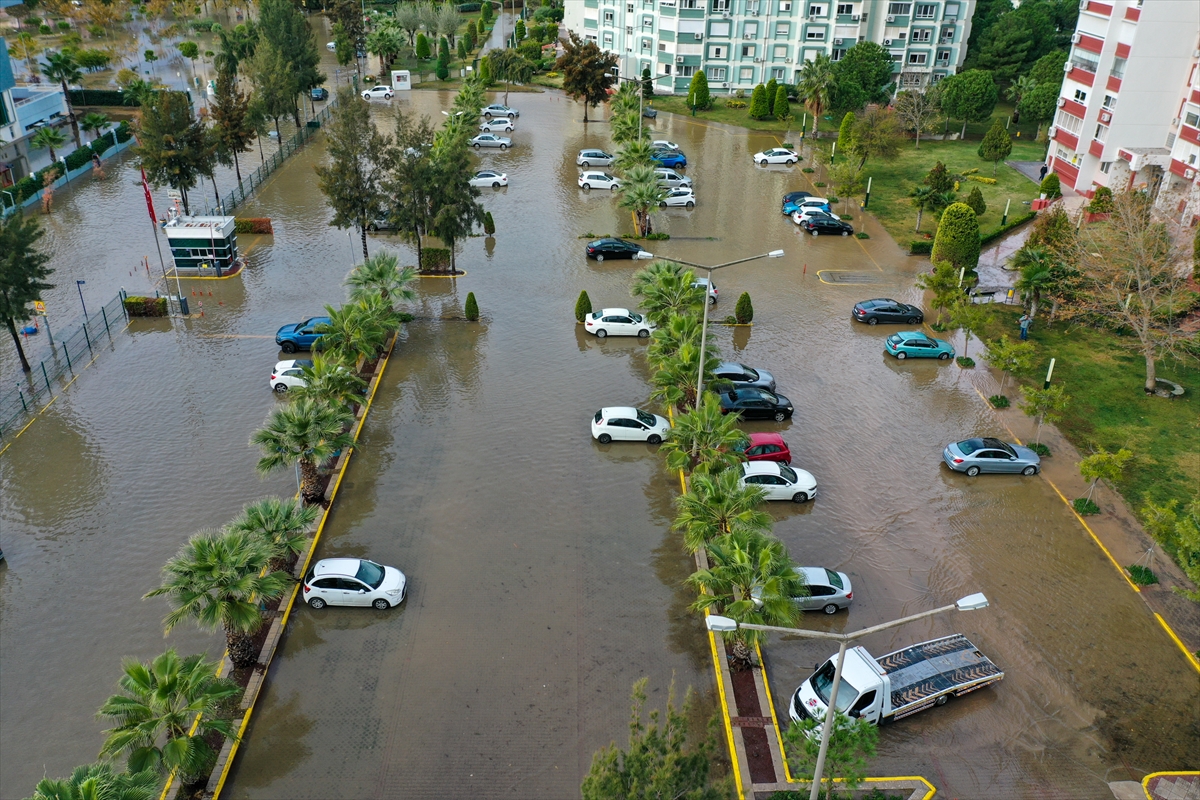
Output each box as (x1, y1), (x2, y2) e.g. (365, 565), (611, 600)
(359, 589), (367, 593)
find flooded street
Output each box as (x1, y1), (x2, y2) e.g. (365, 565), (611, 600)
(1, 86), (1197, 800)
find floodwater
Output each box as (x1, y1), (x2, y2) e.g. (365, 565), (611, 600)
(1, 85), (1196, 800)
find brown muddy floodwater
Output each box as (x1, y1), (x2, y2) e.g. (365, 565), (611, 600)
(2, 86), (1197, 800)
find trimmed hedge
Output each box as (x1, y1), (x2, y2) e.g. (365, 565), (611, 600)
(124, 296), (169, 317)
(70, 89), (138, 107)
(419, 248), (451, 272)
(116, 121), (133, 143)
(931, 202), (981, 272)
(909, 240), (933, 255)
(457, 2), (482, 9)
(234, 217), (274, 234)
(979, 210), (1036, 245)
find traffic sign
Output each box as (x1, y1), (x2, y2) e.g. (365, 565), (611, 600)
(34, 301), (46, 314)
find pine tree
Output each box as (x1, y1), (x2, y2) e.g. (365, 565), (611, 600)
(925, 160), (954, 194)
(765, 77), (778, 115)
(965, 186), (987, 216)
(931, 202), (981, 275)
(464, 291), (479, 320)
(687, 70), (711, 110)
(575, 290), (592, 322)
(416, 33), (430, 60)
(774, 85), (790, 121)
(481, 0), (493, 26)
(837, 111), (856, 153)
(483, 211), (496, 234)
(748, 83), (769, 119)
(466, 19), (478, 49)
(977, 118), (1013, 176)
(457, 38), (467, 61)
(0, 212), (54, 372)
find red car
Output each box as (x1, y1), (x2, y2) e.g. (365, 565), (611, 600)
(736, 433), (792, 464)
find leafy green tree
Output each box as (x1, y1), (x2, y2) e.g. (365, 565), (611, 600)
(329, 0), (365, 66)
(1079, 448), (1133, 502)
(836, 111), (856, 153)
(1012, 244), (1054, 318)
(618, 165), (666, 237)
(514, 17), (526, 41)
(481, 0), (493, 25)
(582, 678), (727, 800)
(651, 341), (721, 411)
(436, 4), (463, 45)
(939, 69), (998, 139)
(80, 111), (109, 142)
(948, 297), (990, 358)
(764, 77), (778, 115)
(251, 396), (356, 501)
(925, 160), (955, 194)
(1040, 172), (1061, 198)
(830, 41), (892, 110)
(687, 70), (712, 111)
(849, 105), (902, 169)
(1005, 74), (1036, 120)
(978, 118), (1013, 176)
(381, 110), (438, 264)
(965, 186), (987, 216)
(24, 762), (159, 800)
(246, 40), (298, 143)
(966, 0), (1058, 84)
(489, 47), (536, 106)
(415, 32), (431, 59)
(178, 40), (199, 67)
(735, 292), (753, 324)
(575, 290), (593, 322)
(773, 84), (790, 121)
(688, 528), (804, 667)
(910, 186), (937, 232)
(1141, 499), (1200, 603)
(556, 31), (618, 123)
(1019, 82), (1060, 139)
(916, 260), (965, 325)
(227, 495), (320, 573)
(367, 20), (405, 76)
(1019, 383), (1070, 445)
(145, 529), (290, 668)
(631, 261), (704, 326)
(97, 650), (239, 776)
(1029, 49), (1069, 86)
(783, 712), (878, 800)
(931, 202), (981, 274)
(747, 83), (769, 120)
(797, 53), (836, 123)
(984, 335), (1036, 395)
(1088, 185), (1115, 213)
(41, 50), (83, 147)
(346, 251), (417, 305)
(0, 213), (53, 372)
(135, 90), (208, 214)
(426, 80), (487, 272)
(30, 125), (67, 165)
(209, 69), (254, 186)
(315, 85), (391, 261)
(673, 468), (772, 553)
(893, 88), (940, 148)
(660, 393), (746, 477)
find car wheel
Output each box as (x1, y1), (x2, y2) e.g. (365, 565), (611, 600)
(373, 598), (390, 610)
(907, 317), (920, 324)
(273, 383), (288, 393)
(1022, 465), (1038, 475)
(492, 181), (501, 188)
(598, 433), (612, 444)
(637, 329), (650, 338)
(473, 143), (481, 149)
(610, 184), (618, 191)
(935, 695), (950, 706)
(867, 317), (877, 326)
(484, 112), (493, 117)
(280, 341), (297, 354)
(308, 597), (326, 609)
(938, 352), (951, 360)
(792, 492), (809, 503)
(811, 229), (819, 236)
(708, 296), (716, 305)
(895, 351), (907, 359)
(582, 183), (591, 190)
(595, 253), (604, 262)
(773, 411), (786, 422)
(500, 144), (508, 150)
(659, 201), (667, 207)
(686, 201), (695, 208)
(786, 158), (796, 165)
(595, 329), (607, 338)
(842, 230), (850, 236)
(965, 465), (981, 477)
(580, 161), (590, 168)
(367, 222), (378, 231)
(647, 434), (662, 444)
(822, 603), (839, 615)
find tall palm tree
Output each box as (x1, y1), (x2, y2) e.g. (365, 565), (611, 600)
(1012, 245), (1053, 319)
(647, 312), (707, 369)
(796, 54), (835, 136)
(674, 468), (772, 553)
(345, 251), (417, 305)
(27, 762), (159, 800)
(614, 139), (655, 171)
(688, 528), (805, 667)
(651, 340), (722, 411)
(41, 50), (83, 147)
(292, 354), (368, 408)
(80, 111), (110, 142)
(145, 530), (290, 668)
(618, 166), (667, 237)
(631, 261), (704, 326)
(316, 303), (389, 367)
(660, 392), (747, 476)
(251, 396), (356, 502)
(97, 649), (240, 775)
(30, 126), (68, 165)
(910, 186), (935, 232)
(227, 496), (320, 573)
(1005, 75), (1036, 122)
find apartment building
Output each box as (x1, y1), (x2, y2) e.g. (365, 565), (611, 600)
(1047, 0), (1200, 221)
(0, 38), (70, 189)
(563, 0), (976, 96)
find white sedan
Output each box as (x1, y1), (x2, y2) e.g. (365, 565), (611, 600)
(791, 208), (840, 225)
(361, 85), (394, 100)
(591, 407), (671, 444)
(660, 188), (696, 208)
(470, 169), (508, 188)
(303, 558), (407, 610)
(470, 133), (511, 149)
(584, 308), (655, 338)
(481, 103), (519, 118)
(739, 461), (817, 503)
(269, 359), (312, 392)
(479, 118), (514, 133)
(692, 276), (718, 304)
(579, 171), (622, 191)
(753, 148), (799, 165)
(652, 139), (681, 151)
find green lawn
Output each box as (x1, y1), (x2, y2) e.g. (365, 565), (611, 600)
(647, 94), (805, 133)
(979, 306), (1199, 517)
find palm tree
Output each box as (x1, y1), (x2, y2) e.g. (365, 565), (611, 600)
(316, 303), (389, 367)
(647, 312), (706, 369)
(345, 251), (417, 306)
(41, 50), (83, 147)
(1012, 245), (1053, 319)
(674, 468), (772, 553)
(80, 111), (110, 142)
(366, 21), (405, 76)
(614, 139), (655, 171)
(145, 530), (290, 668)
(660, 392), (747, 476)
(618, 165), (667, 237)
(910, 186), (936, 232)
(30, 126), (68, 165)
(292, 354), (368, 408)
(651, 340), (722, 411)
(631, 261), (705, 326)
(1005, 75), (1036, 122)
(251, 396), (356, 502)
(227, 496), (320, 573)
(27, 762), (159, 800)
(97, 649), (240, 775)
(688, 528), (805, 667)
(797, 54), (835, 136)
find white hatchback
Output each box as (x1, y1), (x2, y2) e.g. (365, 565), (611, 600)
(655, 168), (692, 188)
(791, 208), (840, 225)
(591, 407), (671, 444)
(753, 148), (798, 165)
(361, 85), (394, 100)
(739, 461), (817, 503)
(661, 188), (696, 208)
(479, 118), (514, 133)
(269, 359), (312, 392)
(584, 308), (655, 338)
(692, 277), (718, 304)
(579, 171), (621, 191)
(652, 139), (681, 151)
(470, 169), (508, 188)
(303, 558), (407, 610)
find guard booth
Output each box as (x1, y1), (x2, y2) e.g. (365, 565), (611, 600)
(162, 211), (243, 278)
(390, 70), (412, 91)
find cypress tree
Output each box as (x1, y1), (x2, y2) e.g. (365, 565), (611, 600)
(773, 85), (789, 121)
(687, 70), (711, 110)
(514, 18), (526, 42)
(765, 77), (777, 116)
(464, 292), (479, 320)
(735, 292), (754, 324)
(438, 36), (450, 62)
(436, 50), (449, 80)
(748, 83), (769, 119)
(479, 55), (492, 86)
(1040, 172), (1061, 198)
(642, 65), (653, 98)
(457, 38), (467, 61)
(575, 290), (592, 322)
(415, 33), (430, 60)
(481, 0), (493, 25)
(931, 202), (981, 274)
(466, 19), (478, 49)
(965, 186), (987, 217)
(483, 211), (495, 234)
(837, 111), (856, 154)
(977, 118), (1013, 176)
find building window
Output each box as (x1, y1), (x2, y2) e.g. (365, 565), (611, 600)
(806, 28), (826, 39)
(679, 0), (698, 7)
(779, 0), (792, 11)
(901, 72), (923, 86)
(742, 43), (755, 56)
(887, 2), (911, 15)
(1054, 110), (1083, 134)
(708, 66), (727, 80)
(641, 38), (652, 50)
(746, 0), (760, 10)
(603, 31), (614, 44)
(712, 0), (730, 10)
(603, 10), (614, 22)
(1185, 111), (1200, 127)
(911, 28), (931, 42)
(1069, 50), (1100, 74)
(1054, 145), (1072, 161)
(775, 21), (790, 35)
(1103, 94), (1117, 109)
(808, 4), (826, 16)
(740, 66), (754, 80)
(1099, 161), (1111, 174)
(914, 3), (935, 18)
(661, 63), (672, 74)
(943, 1), (959, 18)
(935, 49), (950, 63)
(1074, 88), (1087, 102)
(907, 52), (927, 64)
(679, 65), (696, 76)
(771, 67), (785, 79)
(586, 33), (598, 42)
(1094, 123), (1108, 142)
(627, 2), (634, 10)
(836, 3), (853, 13)
(773, 44), (788, 59)
(643, 15), (654, 28)
(659, 41), (667, 50)
(831, 48), (847, 60)
(1110, 56), (1127, 79)
(744, 21), (759, 37)
(626, 26), (633, 35)
(710, 45), (726, 57)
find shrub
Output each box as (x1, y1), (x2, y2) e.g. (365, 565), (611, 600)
(764, 77), (777, 115)
(56, 20), (71, 30)
(419, 248), (451, 272)
(855, 232), (869, 239)
(1040, 172), (1061, 198)
(415, 33), (431, 59)
(1030, 442), (1051, 457)
(92, 134), (113, 155)
(464, 292), (479, 321)
(965, 186), (987, 217)
(956, 356), (975, 368)
(966, 175), (998, 185)
(457, 2), (482, 10)
(575, 290), (592, 322)
(65, 144), (94, 171)
(909, 240), (933, 255)
(989, 394), (1010, 408)
(748, 84), (769, 119)
(687, 70), (711, 111)
(814, 181), (826, 187)
(961, 167), (979, 175)
(1126, 564), (1158, 586)
(827, 196), (839, 204)
(1073, 497), (1100, 515)
(483, 211), (495, 235)
(837, 111), (856, 154)
(931, 202), (981, 272)
(115, 121), (133, 142)
(735, 291), (753, 324)
(1089, 185), (1114, 213)
(725, 99), (747, 109)
(234, 217), (274, 234)
(40, 24), (52, 33)
(802, 167), (815, 173)
(123, 295), (169, 317)
(774, 85), (789, 121)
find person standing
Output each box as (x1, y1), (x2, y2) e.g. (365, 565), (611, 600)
(1039, 163), (1049, 182)
(1019, 314), (1031, 341)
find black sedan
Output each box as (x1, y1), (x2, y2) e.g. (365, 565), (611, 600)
(852, 298), (924, 325)
(718, 388), (794, 421)
(311, 87), (329, 100)
(801, 216), (854, 236)
(585, 238), (651, 261)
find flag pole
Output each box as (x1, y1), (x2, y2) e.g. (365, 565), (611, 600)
(142, 169), (183, 311)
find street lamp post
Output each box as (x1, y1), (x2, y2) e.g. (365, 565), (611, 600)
(610, 69), (646, 140)
(706, 592), (990, 800)
(75, 280), (88, 319)
(655, 251), (785, 402)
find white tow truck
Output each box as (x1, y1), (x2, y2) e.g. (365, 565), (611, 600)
(789, 634), (1003, 726)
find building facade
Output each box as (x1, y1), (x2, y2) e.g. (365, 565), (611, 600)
(1047, 0), (1200, 222)
(0, 38), (70, 190)
(563, 0), (976, 96)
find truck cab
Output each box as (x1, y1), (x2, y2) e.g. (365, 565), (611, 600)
(791, 647), (887, 726)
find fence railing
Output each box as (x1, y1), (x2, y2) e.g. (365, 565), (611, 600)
(197, 97), (340, 217)
(0, 293), (128, 441)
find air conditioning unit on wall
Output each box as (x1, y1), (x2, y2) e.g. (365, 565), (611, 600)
(833, 38), (842, 44)
(1071, 32), (1081, 43)
(1048, 125), (1058, 137)
(754, 57), (763, 61)
(676, 55), (685, 62)
(886, 14), (895, 21)
(1063, 61), (1072, 71)
(1057, 96), (1067, 106)
(1186, 168), (1197, 179)
(883, 38), (892, 45)
(720, 81), (729, 87)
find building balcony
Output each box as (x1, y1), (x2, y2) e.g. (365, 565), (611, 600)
(1169, 158), (1195, 179)
(1076, 33), (1103, 54)
(1061, 98), (1087, 118)
(1181, 125), (1200, 147)
(1124, 6), (1140, 21)
(1067, 66), (1096, 87)
(1051, 157), (1080, 187)
(1052, 128), (1079, 151)
(1089, 139), (1106, 158)
(1191, 89), (1200, 105)
(1106, 75), (1122, 92)
(11, 87), (67, 135)
(1080, 1), (1112, 16)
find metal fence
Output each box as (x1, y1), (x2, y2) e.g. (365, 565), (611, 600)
(0, 293), (128, 441)
(196, 97), (340, 217)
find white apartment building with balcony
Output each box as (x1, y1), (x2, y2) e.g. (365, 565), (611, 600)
(1046, 0), (1200, 222)
(564, 0), (976, 96)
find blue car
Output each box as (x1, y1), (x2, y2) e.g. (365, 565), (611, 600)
(884, 331), (955, 360)
(651, 149), (687, 169)
(781, 191), (811, 215)
(276, 316), (331, 353)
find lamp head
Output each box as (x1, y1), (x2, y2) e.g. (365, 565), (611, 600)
(705, 615), (738, 632)
(768, 249), (785, 258)
(955, 593), (989, 611)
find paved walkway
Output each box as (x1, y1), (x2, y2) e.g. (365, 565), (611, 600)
(1008, 159), (1048, 184)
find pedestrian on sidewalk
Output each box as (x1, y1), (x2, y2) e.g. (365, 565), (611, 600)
(1019, 314), (1031, 341)
(1039, 163), (1048, 182)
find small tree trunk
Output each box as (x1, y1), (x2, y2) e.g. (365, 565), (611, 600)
(299, 459), (323, 501)
(226, 626), (260, 669)
(360, 224), (369, 261)
(6, 318), (32, 372)
(915, 207), (923, 232)
(1144, 351), (1157, 394)
(960, 119), (967, 139)
(232, 150), (243, 185)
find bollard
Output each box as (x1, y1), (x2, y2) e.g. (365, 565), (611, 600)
(63, 342), (72, 371)
(803, 263), (807, 275)
(18, 387), (27, 412)
(101, 306), (110, 334)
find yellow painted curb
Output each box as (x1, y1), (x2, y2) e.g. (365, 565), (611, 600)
(1142, 771), (1200, 800)
(176, 270), (244, 281)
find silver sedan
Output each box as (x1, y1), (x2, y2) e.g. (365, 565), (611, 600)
(943, 437), (1041, 476)
(470, 134), (511, 149)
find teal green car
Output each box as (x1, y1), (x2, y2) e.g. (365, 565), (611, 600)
(884, 331), (955, 360)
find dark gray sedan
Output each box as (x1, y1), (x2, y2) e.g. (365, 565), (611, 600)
(713, 362), (776, 392)
(943, 437), (1041, 476)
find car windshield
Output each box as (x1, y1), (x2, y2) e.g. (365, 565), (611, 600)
(590, 311), (603, 319)
(739, 365), (759, 380)
(355, 560), (385, 588)
(824, 569), (843, 589)
(630, 313), (644, 323)
(983, 438), (1017, 456)
(594, 410), (603, 423)
(811, 661), (859, 711)
(732, 438), (750, 453)
(758, 390), (779, 404)
(956, 438), (985, 455)
(636, 410), (656, 426)
(780, 465), (798, 483)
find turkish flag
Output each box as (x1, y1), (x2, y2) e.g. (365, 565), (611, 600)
(141, 168), (157, 224)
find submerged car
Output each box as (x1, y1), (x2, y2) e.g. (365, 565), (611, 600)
(469, 133), (511, 149)
(712, 361), (775, 391)
(577, 149), (615, 167)
(360, 85), (394, 100)
(275, 316), (330, 353)
(584, 308), (655, 338)
(655, 168), (693, 189)
(268, 359), (313, 392)
(801, 216), (854, 236)
(578, 171), (621, 191)
(943, 437), (1041, 476)
(479, 118), (515, 133)
(651, 149), (687, 168)
(469, 169), (508, 188)
(734, 432), (792, 464)
(754, 567), (853, 614)
(781, 191), (813, 215)
(739, 461), (817, 502)
(585, 238), (651, 261)
(303, 558), (407, 610)
(660, 188), (696, 208)
(884, 331), (954, 360)
(719, 388), (794, 421)
(591, 407), (671, 444)
(853, 299), (924, 325)
(481, 103), (519, 118)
